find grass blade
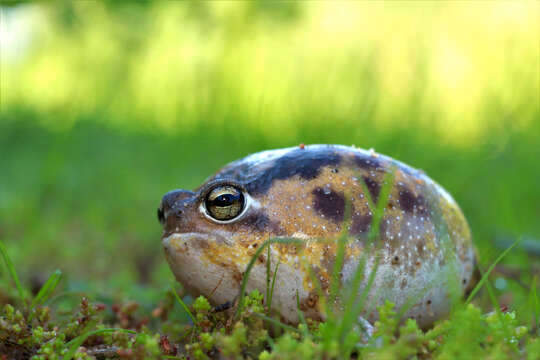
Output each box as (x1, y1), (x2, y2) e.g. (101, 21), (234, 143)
(64, 328), (136, 360)
(366, 167), (396, 244)
(530, 276), (539, 330)
(0, 239), (26, 303)
(266, 245), (271, 307)
(350, 254), (381, 323)
(171, 284), (197, 325)
(31, 269), (62, 309)
(465, 236), (522, 304)
(335, 252), (367, 339)
(335, 168), (395, 348)
(328, 231), (347, 308)
(268, 261), (280, 312)
(235, 237), (303, 320)
(328, 196), (352, 308)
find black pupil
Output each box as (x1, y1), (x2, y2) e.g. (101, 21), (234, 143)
(213, 193), (238, 207)
(205, 186), (245, 221)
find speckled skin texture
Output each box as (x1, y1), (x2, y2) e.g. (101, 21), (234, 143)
(159, 145), (476, 328)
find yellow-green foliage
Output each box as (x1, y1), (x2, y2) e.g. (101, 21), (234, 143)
(2, 2), (537, 144)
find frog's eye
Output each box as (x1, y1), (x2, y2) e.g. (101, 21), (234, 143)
(204, 185), (245, 221)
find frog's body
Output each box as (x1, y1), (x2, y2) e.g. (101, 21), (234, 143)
(159, 145), (476, 328)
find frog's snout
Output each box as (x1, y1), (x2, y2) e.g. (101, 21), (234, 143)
(158, 189), (195, 227)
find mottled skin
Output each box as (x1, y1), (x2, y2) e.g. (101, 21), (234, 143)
(159, 145), (476, 329)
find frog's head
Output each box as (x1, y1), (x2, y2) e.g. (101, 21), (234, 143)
(158, 179), (262, 303)
(157, 145), (347, 309)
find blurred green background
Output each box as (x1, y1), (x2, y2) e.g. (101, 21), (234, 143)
(0, 1), (538, 308)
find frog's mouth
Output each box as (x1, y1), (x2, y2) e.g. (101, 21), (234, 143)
(162, 232), (239, 304)
(162, 232), (231, 250)
(162, 232), (233, 277)
(161, 232), (229, 260)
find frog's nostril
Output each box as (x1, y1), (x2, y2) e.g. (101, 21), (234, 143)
(172, 208), (183, 217)
(160, 189), (195, 224)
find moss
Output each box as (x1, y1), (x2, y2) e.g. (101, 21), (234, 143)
(0, 284), (538, 359)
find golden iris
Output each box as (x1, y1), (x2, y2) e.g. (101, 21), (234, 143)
(205, 186), (245, 221)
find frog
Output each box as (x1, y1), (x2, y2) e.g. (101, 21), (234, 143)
(158, 144), (477, 329)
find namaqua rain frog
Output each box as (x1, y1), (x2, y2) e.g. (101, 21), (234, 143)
(158, 145), (476, 328)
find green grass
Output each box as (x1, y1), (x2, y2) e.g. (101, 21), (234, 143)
(30, 269), (62, 310)
(235, 237), (303, 321)
(171, 284), (196, 327)
(466, 237), (522, 305)
(0, 238), (26, 303)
